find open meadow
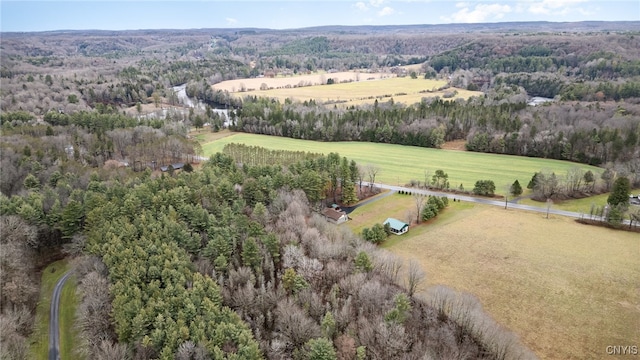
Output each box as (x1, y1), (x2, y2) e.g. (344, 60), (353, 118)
(211, 71), (394, 92)
(212, 75), (479, 106)
(200, 132), (603, 194)
(348, 195), (639, 360)
(519, 189), (640, 214)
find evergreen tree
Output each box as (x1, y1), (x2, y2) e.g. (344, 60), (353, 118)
(355, 251), (373, 272)
(305, 338), (337, 360)
(527, 172), (539, 189)
(342, 179), (358, 205)
(510, 180), (523, 197)
(242, 237), (261, 271)
(384, 293), (411, 324)
(473, 180), (496, 196)
(23, 173), (40, 190)
(60, 200), (83, 238)
(321, 312), (336, 339)
(607, 176), (630, 207)
(583, 170), (595, 190)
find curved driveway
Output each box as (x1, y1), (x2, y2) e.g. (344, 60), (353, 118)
(49, 271), (72, 360)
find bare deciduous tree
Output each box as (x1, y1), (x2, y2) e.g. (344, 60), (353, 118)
(366, 164), (380, 187)
(413, 193), (425, 224)
(404, 260), (426, 296)
(275, 298), (321, 350)
(373, 252), (403, 284)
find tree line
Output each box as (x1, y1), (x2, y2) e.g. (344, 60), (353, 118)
(222, 143), (324, 168)
(228, 93), (640, 169)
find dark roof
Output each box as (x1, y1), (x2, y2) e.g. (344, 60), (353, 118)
(160, 163), (185, 172)
(323, 208), (346, 221)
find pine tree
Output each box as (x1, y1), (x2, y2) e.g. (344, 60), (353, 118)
(355, 251), (373, 272)
(242, 237), (261, 271)
(23, 173), (40, 190)
(305, 338), (337, 360)
(607, 176), (630, 207)
(60, 200), (83, 238)
(510, 180), (523, 197)
(342, 180), (358, 205)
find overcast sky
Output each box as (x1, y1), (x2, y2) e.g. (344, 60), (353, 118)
(1, 0), (639, 32)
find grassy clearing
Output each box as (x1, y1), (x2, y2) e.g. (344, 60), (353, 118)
(223, 77), (479, 106)
(191, 128), (235, 144)
(200, 133), (603, 194)
(59, 275), (81, 359)
(29, 260), (70, 359)
(519, 188), (640, 214)
(347, 192), (414, 234)
(368, 199), (639, 360)
(212, 71), (393, 92)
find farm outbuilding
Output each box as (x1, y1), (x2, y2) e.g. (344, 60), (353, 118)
(384, 218), (409, 235)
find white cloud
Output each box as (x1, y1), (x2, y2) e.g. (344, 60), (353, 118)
(378, 6), (396, 16)
(443, 3), (512, 23)
(225, 17), (238, 25)
(528, 0), (589, 15)
(354, 1), (369, 11)
(369, 0), (386, 7)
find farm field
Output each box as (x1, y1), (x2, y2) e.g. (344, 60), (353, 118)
(348, 195), (639, 360)
(200, 133), (603, 194)
(519, 188), (640, 214)
(211, 71), (395, 92)
(213, 75), (479, 106)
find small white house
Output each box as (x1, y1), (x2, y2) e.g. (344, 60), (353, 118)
(383, 218), (409, 235)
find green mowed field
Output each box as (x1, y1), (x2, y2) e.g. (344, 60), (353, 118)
(233, 77), (480, 106)
(348, 195), (639, 360)
(200, 133), (603, 194)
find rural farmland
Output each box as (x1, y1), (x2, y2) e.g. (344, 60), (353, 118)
(348, 195), (640, 360)
(3, 14), (640, 360)
(201, 132), (604, 193)
(212, 75), (479, 106)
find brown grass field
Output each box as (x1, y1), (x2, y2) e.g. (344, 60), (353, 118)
(212, 73), (480, 106)
(211, 71), (394, 92)
(348, 195), (639, 360)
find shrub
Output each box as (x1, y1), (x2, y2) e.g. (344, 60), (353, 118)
(473, 180), (496, 196)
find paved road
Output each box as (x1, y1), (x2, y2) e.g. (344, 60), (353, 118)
(49, 271), (72, 360)
(362, 182), (632, 223)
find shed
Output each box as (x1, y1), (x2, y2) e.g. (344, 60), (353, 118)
(383, 218), (409, 235)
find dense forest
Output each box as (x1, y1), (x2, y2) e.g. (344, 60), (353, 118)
(2, 22), (640, 359)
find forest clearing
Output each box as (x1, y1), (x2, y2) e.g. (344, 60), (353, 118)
(348, 195), (639, 360)
(200, 132), (603, 193)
